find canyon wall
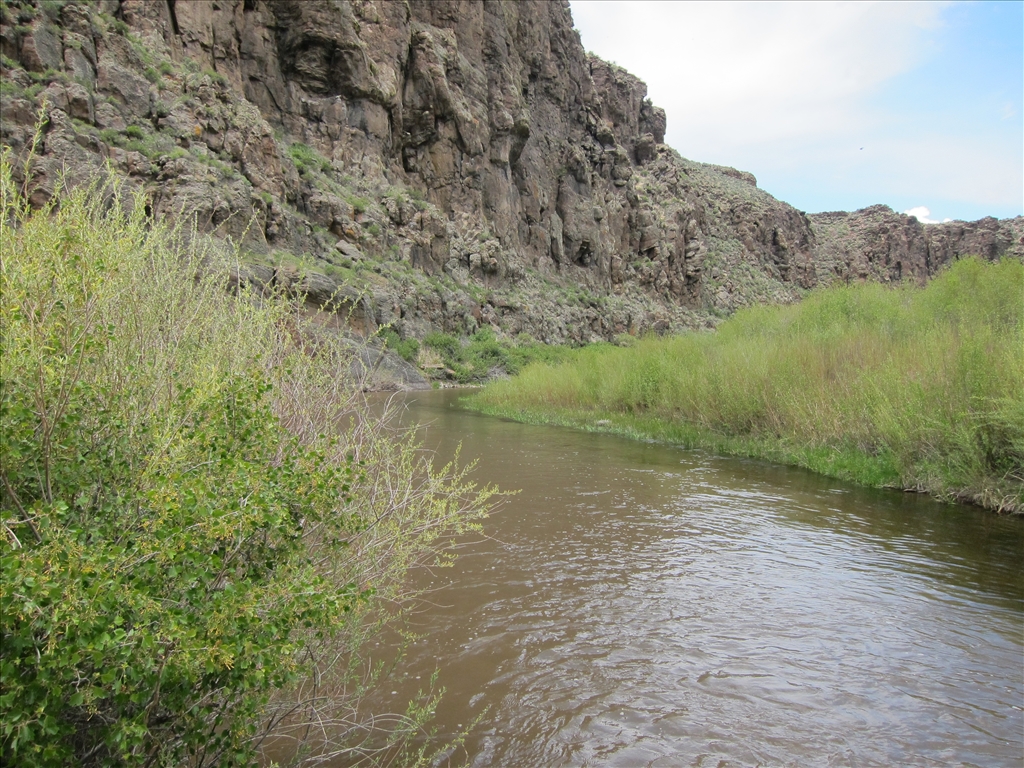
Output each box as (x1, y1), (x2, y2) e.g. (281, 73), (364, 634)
(2, 0), (1021, 344)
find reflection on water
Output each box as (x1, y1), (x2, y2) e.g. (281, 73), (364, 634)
(359, 390), (1024, 767)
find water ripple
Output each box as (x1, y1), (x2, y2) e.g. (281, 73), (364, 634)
(359, 392), (1024, 767)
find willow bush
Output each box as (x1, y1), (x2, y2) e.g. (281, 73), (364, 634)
(473, 258), (1024, 512)
(0, 150), (495, 767)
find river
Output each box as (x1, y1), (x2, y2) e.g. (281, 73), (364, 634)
(362, 389), (1023, 767)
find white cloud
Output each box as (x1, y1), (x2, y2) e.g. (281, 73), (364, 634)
(904, 206), (951, 224)
(569, 1), (1023, 219)
(571, 1), (947, 153)
(866, 135), (1021, 208)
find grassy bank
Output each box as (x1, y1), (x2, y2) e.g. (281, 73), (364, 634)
(470, 258), (1024, 513)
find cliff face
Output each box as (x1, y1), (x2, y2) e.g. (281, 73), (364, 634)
(2, 0), (1021, 344)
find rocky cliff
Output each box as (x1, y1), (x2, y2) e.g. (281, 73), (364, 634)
(2, 0), (1021, 349)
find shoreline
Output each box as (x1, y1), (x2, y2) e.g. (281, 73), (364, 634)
(463, 399), (1022, 516)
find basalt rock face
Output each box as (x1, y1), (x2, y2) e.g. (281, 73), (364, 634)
(2, 0), (1021, 346)
(809, 205), (1024, 285)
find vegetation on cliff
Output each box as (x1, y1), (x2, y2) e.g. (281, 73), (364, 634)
(471, 258), (1024, 513)
(0, 151), (495, 767)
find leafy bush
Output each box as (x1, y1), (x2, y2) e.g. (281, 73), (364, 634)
(379, 328), (420, 363)
(423, 331), (460, 359)
(0, 151), (494, 766)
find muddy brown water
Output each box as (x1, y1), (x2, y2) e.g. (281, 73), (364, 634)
(358, 390), (1023, 767)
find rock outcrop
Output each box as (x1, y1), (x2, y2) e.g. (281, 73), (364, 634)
(2, 0), (1021, 347)
(809, 205), (1022, 284)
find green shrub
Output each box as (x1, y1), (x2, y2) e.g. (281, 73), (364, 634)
(201, 67), (228, 87)
(288, 142), (332, 177)
(98, 127), (122, 145)
(0, 79), (23, 97)
(39, 0), (65, 21)
(398, 337), (420, 362)
(0, 151), (494, 765)
(379, 328), (420, 363)
(424, 331), (460, 359)
(463, 327), (507, 378)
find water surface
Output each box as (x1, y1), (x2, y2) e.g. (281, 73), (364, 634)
(369, 390), (1023, 767)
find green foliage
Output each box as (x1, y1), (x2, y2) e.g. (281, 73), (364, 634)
(163, 147), (188, 162)
(0, 151), (495, 765)
(20, 66), (66, 86)
(423, 328), (573, 384)
(379, 328), (420, 363)
(473, 259), (1024, 512)
(124, 124), (144, 140)
(407, 187), (429, 209)
(201, 67), (228, 87)
(423, 331), (460, 359)
(98, 127), (122, 145)
(0, 78), (24, 97)
(288, 142), (332, 178)
(460, 327), (506, 382)
(38, 0), (65, 21)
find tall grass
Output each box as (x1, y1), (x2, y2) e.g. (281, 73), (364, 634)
(473, 259), (1024, 512)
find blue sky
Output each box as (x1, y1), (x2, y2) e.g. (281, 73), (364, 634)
(570, 1), (1022, 222)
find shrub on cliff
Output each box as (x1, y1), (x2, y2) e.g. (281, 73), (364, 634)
(0, 150), (494, 767)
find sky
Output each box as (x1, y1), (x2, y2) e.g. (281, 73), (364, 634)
(569, 1), (1023, 222)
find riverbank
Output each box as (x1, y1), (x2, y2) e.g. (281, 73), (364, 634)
(468, 258), (1024, 514)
